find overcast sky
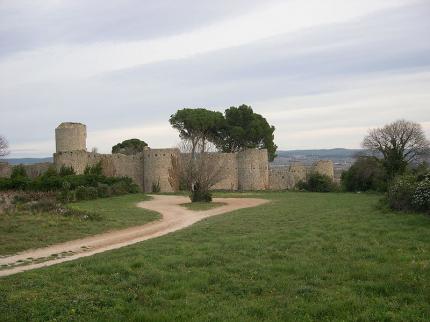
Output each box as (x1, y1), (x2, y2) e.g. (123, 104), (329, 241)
(1, 0), (429, 157)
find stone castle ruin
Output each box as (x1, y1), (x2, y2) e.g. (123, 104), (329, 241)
(52, 122), (334, 192)
(0, 122), (335, 191)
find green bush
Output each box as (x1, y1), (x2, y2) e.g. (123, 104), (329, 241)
(31, 174), (63, 191)
(111, 181), (130, 195)
(190, 182), (212, 202)
(0, 177), (31, 190)
(191, 190), (212, 202)
(97, 183), (112, 198)
(75, 186), (99, 201)
(59, 165), (75, 176)
(84, 162), (103, 176)
(412, 175), (430, 213)
(0, 162), (139, 202)
(297, 173), (336, 192)
(11, 164), (27, 179)
(341, 157), (387, 192)
(387, 174), (417, 212)
(57, 181), (74, 203)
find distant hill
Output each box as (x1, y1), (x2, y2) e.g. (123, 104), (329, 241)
(272, 149), (365, 168)
(2, 157), (53, 165)
(276, 148), (364, 158)
(2, 150), (363, 165)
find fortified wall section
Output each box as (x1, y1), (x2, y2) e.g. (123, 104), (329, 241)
(269, 162), (307, 190)
(312, 160), (335, 179)
(54, 151), (145, 190)
(237, 149), (269, 190)
(268, 160), (335, 190)
(0, 162), (52, 179)
(209, 152), (238, 190)
(50, 122), (335, 192)
(143, 148), (179, 193)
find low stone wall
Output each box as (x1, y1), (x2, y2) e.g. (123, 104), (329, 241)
(25, 163), (52, 178)
(0, 162), (52, 179)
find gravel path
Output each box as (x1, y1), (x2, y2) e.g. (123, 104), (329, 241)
(0, 195), (268, 277)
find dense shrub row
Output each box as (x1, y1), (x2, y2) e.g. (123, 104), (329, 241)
(386, 173), (430, 214)
(340, 156), (429, 214)
(0, 163), (139, 202)
(296, 173), (338, 193)
(341, 157), (387, 192)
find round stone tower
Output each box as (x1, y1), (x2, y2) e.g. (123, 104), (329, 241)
(143, 148), (180, 193)
(55, 122), (87, 152)
(237, 149), (269, 190)
(312, 160), (334, 179)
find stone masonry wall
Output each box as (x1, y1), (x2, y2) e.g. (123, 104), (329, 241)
(53, 149), (335, 192)
(55, 122), (87, 152)
(0, 162), (52, 179)
(54, 151), (90, 174)
(311, 160), (335, 179)
(237, 149), (269, 190)
(0, 162), (11, 178)
(143, 148), (179, 193)
(269, 162), (307, 190)
(208, 152), (238, 190)
(54, 151), (145, 190)
(268, 161), (336, 190)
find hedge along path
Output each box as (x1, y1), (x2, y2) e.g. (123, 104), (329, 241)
(0, 195), (268, 277)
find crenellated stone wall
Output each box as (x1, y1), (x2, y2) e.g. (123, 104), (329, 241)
(50, 122), (335, 193)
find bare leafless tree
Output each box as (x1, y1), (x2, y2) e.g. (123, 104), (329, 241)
(0, 135), (9, 158)
(177, 141), (227, 201)
(362, 119), (430, 176)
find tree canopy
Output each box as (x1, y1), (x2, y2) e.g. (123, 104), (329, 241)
(362, 119), (430, 178)
(169, 105), (277, 161)
(216, 105), (277, 161)
(112, 139), (148, 155)
(169, 108), (225, 157)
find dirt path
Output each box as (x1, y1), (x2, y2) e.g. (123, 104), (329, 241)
(0, 195), (268, 277)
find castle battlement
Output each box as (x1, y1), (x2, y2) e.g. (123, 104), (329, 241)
(53, 122), (334, 192)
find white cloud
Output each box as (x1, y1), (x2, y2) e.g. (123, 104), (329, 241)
(0, 0), (410, 89)
(254, 71), (430, 149)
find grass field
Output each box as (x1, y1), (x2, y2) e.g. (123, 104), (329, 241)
(0, 194), (159, 255)
(1, 192), (430, 321)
